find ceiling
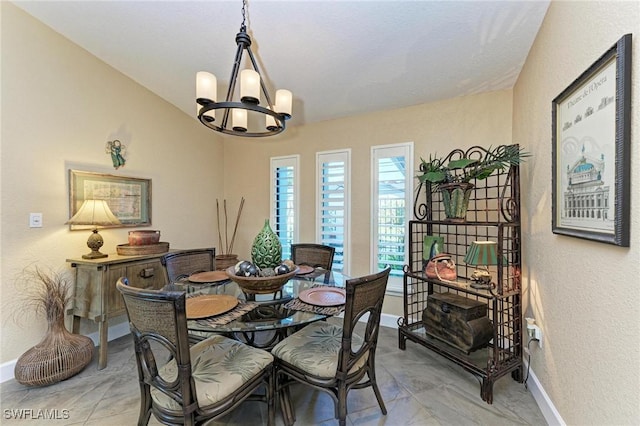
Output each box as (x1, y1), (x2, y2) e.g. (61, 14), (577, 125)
(13, 1), (550, 130)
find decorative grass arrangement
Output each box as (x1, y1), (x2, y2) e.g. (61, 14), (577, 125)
(13, 266), (94, 387)
(215, 197), (245, 269)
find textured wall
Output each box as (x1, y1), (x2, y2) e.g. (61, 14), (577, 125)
(513, 1), (640, 423)
(222, 90), (513, 312)
(1, 3), (224, 364)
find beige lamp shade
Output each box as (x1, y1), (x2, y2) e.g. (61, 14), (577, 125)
(66, 200), (121, 259)
(67, 199), (121, 226)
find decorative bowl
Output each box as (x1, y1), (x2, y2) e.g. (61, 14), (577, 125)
(128, 230), (161, 246)
(225, 266), (299, 294)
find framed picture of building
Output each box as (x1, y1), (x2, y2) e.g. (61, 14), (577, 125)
(551, 34), (631, 247)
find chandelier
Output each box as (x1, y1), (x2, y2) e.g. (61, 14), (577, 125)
(196, 0), (292, 137)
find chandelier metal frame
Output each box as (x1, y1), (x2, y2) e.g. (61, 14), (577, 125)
(196, 1), (291, 137)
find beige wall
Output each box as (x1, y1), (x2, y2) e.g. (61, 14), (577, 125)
(1, 3), (224, 363)
(514, 1), (639, 424)
(223, 90), (513, 315)
(4, 2), (640, 423)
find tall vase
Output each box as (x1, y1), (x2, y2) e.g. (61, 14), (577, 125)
(439, 182), (474, 222)
(251, 219), (282, 268)
(14, 314), (94, 386)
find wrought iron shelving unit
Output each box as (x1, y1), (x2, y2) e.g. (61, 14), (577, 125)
(398, 145), (523, 404)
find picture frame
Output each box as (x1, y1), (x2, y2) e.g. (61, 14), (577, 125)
(551, 34), (631, 247)
(69, 170), (152, 229)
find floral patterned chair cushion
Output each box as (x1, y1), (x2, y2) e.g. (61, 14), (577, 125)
(271, 321), (368, 378)
(151, 335), (273, 411)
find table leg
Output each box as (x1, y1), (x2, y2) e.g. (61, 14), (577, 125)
(97, 320), (108, 370)
(72, 315), (81, 334)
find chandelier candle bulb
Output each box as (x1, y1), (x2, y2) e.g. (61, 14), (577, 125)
(196, 71), (216, 104)
(276, 89), (293, 117)
(232, 108), (247, 132)
(240, 69), (260, 104)
(265, 107), (277, 130)
(197, 103), (215, 123)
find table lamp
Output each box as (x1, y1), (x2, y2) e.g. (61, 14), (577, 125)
(464, 240), (500, 289)
(66, 199), (121, 259)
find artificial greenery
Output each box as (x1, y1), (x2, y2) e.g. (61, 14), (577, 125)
(418, 145), (530, 189)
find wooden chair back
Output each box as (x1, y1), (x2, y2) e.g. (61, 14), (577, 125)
(161, 248), (215, 283)
(291, 243), (335, 270)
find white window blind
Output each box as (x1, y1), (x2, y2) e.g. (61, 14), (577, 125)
(270, 155), (299, 260)
(316, 150), (351, 275)
(371, 143), (413, 293)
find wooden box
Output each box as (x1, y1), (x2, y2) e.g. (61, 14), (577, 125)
(423, 292), (493, 353)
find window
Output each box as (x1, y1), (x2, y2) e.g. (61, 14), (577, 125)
(316, 150), (351, 275)
(270, 155), (299, 260)
(371, 142), (413, 293)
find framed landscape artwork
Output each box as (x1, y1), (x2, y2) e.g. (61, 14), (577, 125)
(551, 34), (631, 247)
(69, 170), (152, 229)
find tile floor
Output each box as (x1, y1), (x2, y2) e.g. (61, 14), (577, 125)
(1, 326), (547, 425)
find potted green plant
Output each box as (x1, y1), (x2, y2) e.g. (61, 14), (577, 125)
(418, 144), (529, 221)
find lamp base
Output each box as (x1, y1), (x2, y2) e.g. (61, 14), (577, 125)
(82, 250), (108, 260)
(83, 229), (108, 259)
(469, 281), (492, 290)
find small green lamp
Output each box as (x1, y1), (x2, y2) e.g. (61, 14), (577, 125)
(464, 241), (501, 289)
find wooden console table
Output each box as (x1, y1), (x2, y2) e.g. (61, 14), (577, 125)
(66, 253), (168, 369)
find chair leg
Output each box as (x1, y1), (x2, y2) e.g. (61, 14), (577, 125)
(276, 371), (295, 426)
(368, 358), (387, 415)
(137, 383), (152, 426)
(267, 366), (276, 426)
(337, 382), (348, 426)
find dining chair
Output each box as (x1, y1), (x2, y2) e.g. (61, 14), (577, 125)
(291, 243), (335, 283)
(271, 267), (391, 426)
(161, 248), (215, 283)
(291, 243), (335, 270)
(116, 278), (275, 426)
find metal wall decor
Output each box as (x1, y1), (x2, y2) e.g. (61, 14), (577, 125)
(105, 140), (126, 169)
(551, 34), (631, 247)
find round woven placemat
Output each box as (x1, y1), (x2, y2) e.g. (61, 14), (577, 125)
(189, 271), (229, 283)
(186, 295), (238, 319)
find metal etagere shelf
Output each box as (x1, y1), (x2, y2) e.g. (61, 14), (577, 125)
(398, 145), (523, 404)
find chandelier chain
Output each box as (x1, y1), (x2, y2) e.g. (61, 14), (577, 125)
(241, 0), (247, 30)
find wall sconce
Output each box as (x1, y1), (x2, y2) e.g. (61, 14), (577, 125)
(464, 241), (500, 289)
(66, 200), (121, 259)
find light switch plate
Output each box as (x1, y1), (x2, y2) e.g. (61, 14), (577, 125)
(29, 213), (43, 228)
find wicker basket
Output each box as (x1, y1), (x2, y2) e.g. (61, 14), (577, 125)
(215, 254), (239, 270)
(225, 266), (299, 294)
(116, 242), (169, 256)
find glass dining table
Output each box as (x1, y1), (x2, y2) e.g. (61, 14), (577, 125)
(170, 269), (347, 349)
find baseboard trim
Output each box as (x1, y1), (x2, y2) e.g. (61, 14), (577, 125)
(0, 323), (131, 384)
(524, 358), (566, 425)
(380, 313), (400, 329)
